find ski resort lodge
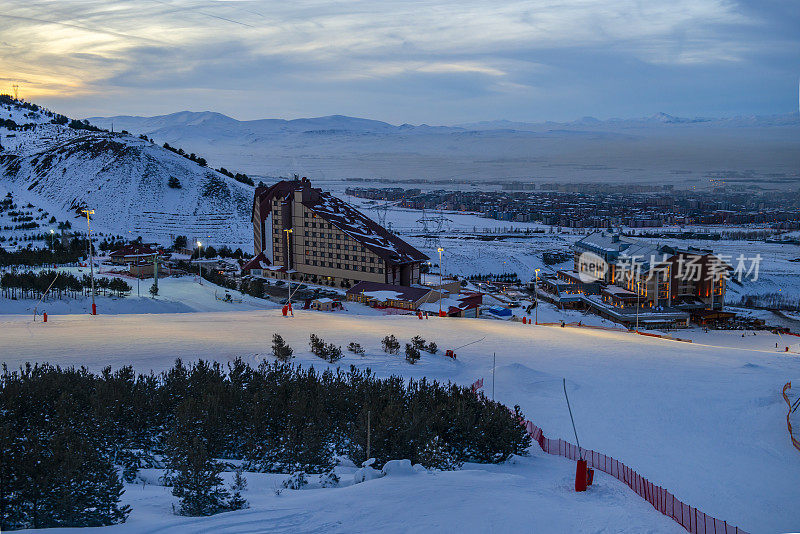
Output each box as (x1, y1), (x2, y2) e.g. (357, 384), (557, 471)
(537, 231), (734, 328)
(247, 178), (429, 287)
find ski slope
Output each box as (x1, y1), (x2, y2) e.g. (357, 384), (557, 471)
(2, 310), (798, 533)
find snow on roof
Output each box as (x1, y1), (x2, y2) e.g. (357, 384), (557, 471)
(347, 281), (432, 302)
(602, 286), (637, 297)
(242, 252), (271, 271)
(575, 232), (632, 254)
(305, 191), (427, 264)
(314, 297), (334, 303)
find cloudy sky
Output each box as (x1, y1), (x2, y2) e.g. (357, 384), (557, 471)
(2, 0), (798, 123)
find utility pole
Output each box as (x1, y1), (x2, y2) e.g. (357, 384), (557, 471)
(636, 279), (640, 333)
(492, 352), (496, 400)
(366, 410), (371, 460)
(152, 253), (159, 293)
(534, 268), (540, 325)
(437, 247), (444, 315)
(81, 209), (96, 315)
(284, 228), (293, 307)
(196, 240), (203, 284)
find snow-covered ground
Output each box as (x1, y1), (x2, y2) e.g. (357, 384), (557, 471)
(3, 310), (798, 533)
(27, 453), (681, 534)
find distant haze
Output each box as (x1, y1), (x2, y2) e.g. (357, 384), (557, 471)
(87, 110), (800, 187)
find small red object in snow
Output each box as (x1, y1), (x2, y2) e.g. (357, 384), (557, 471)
(282, 305), (288, 317)
(92, 303), (97, 316)
(575, 459), (588, 491)
(43, 312), (47, 323)
(445, 349), (456, 359)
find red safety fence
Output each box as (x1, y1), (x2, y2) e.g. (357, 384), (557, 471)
(782, 382), (800, 453)
(519, 419), (748, 533)
(535, 321), (693, 342)
(469, 371), (746, 532)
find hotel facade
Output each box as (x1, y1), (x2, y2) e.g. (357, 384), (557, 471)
(249, 178), (428, 287)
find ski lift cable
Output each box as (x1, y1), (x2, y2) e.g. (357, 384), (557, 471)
(453, 336), (486, 351)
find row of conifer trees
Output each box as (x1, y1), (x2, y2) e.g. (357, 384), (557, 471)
(0, 358), (530, 529)
(0, 270), (131, 300)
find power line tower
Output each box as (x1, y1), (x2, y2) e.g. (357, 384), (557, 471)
(371, 202), (389, 228)
(12, 84), (19, 100)
(416, 208), (451, 249)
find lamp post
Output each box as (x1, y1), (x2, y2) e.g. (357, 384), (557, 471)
(437, 247), (444, 315)
(534, 268), (540, 325)
(284, 228), (293, 306)
(636, 279), (640, 333)
(196, 241), (203, 284)
(81, 209), (96, 315)
(49, 229), (54, 251)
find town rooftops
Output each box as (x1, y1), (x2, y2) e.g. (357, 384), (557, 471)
(254, 179), (428, 265)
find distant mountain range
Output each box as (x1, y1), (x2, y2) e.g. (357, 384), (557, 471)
(88, 110), (800, 136)
(84, 110), (800, 186)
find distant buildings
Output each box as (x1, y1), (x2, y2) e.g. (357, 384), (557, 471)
(346, 280), (482, 317)
(251, 178), (428, 287)
(346, 186), (800, 230)
(538, 231), (733, 327)
(573, 232), (728, 311)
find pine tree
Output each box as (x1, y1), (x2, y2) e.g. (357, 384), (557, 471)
(169, 437), (230, 516)
(405, 343), (420, 364)
(347, 342), (365, 355)
(227, 468), (248, 511)
(417, 435), (462, 470)
(272, 333), (293, 362)
(381, 335), (400, 355)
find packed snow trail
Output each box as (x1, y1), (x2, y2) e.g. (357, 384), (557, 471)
(2, 311), (798, 532)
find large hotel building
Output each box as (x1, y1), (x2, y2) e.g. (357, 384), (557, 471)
(249, 178), (428, 287)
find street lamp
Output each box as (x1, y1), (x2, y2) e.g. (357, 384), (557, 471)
(81, 209), (96, 315)
(534, 268), (540, 325)
(636, 279), (641, 333)
(284, 228), (293, 306)
(437, 247), (444, 316)
(49, 229), (54, 250)
(196, 240), (203, 284)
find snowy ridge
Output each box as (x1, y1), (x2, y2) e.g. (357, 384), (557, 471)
(0, 100), (254, 248)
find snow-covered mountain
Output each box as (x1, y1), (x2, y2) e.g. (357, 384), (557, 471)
(0, 98), (254, 249)
(86, 110), (800, 186)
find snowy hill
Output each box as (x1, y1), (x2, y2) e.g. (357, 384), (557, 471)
(86, 109), (800, 186)
(0, 98), (254, 249)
